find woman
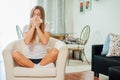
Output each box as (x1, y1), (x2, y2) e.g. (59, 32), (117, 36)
(12, 5), (59, 68)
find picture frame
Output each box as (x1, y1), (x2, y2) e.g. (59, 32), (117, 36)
(85, 0), (92, 11)
(79, 0), (92, 14)
(80, 0), (85, 14)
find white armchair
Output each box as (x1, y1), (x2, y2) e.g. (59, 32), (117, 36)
(2, 37), (68, 80)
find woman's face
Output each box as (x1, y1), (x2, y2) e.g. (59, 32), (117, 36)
(33, 9), (41, 18)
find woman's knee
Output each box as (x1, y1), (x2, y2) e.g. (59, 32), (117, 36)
(49, 48), (59, 58)
(51, 48), (59, 55)
(12, 51), (22, 59)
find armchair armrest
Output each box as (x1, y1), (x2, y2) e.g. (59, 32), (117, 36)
(56, 43), (68, 80)
(92, 44), (103, 55)
(2, 39), (23, 80)
(2, 46), (16, 80)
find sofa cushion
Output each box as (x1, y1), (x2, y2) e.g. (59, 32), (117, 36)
(101, 34), (110, 55)
(92, 55), (120, 75)
(109, 66), (120, 80)
(94, 55), (120, 63)
(14, 66), (56, 77)
(107, 33), (120, 56)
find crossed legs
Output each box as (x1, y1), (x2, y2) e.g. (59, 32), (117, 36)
(12, 48), (59, 68)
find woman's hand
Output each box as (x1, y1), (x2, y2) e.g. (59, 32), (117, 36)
(30, 16), (42, 29)
(35, 16), (42, 29)
(30, 16), (37, 28)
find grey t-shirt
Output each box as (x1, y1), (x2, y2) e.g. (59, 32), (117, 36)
(23, 23), (51, 59)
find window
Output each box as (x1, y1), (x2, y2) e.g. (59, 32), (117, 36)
(37, 0), (65, 33)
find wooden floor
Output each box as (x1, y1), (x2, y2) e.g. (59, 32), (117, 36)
(65, 70), (106, 80)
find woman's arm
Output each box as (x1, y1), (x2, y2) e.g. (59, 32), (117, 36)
(24, 25), (36, 45)
(35, 16), (50, 45)
(24, 16), (37, 45)
(36, 26), (50, 45)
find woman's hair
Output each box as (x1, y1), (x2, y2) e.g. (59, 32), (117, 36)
(29, 5), (45, 43)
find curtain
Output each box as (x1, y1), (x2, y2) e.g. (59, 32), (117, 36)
(37, 0), (65, 34)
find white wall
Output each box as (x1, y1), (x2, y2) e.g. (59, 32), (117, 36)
(66, 0), (120, 61)
(0, 0), (37, 61)
(0, 0), (37, 50)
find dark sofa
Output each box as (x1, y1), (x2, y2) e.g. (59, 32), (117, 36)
(91, 44), (120, 78)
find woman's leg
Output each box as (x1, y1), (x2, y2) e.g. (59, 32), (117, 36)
(40, 48), (59, 66)
(12, 51), (34, 68)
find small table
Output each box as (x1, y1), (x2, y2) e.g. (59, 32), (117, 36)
(66, 43), (90, 65)
(66, 43), (84, 61)
(50, 33), (65, 41)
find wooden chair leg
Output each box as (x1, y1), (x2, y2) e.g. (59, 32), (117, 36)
(79, 50), (83, 61)
(67, 49), (71, 65)
(82, 49), (90, 65)
(72, 50), (75, 59)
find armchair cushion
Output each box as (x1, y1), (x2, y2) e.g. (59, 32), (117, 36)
(14, 66), (56, 77)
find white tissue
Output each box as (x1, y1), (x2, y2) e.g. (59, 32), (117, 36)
(32, 16), (43, 27)
(39, 17), (43, 23)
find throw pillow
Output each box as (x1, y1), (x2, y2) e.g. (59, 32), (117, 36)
(106, 33), (120, 56)
(101, 34), (110, 55)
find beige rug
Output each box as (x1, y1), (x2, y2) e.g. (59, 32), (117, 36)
(65, 60), (91, 73)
